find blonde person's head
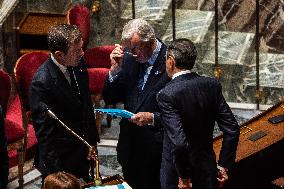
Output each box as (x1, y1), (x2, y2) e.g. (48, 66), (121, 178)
(42, 172), (81, 189)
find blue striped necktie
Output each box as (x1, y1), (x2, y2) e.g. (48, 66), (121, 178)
(138, 62), (150, 93)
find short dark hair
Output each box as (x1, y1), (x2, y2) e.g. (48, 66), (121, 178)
(167, 38), (197, 70)
(47, 24), (82, 54)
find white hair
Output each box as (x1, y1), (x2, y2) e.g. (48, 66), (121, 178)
(121, 18), (155, 42)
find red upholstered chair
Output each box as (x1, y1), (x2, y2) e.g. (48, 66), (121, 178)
(0, 69), (37, 189)
(67, 4), (91, 51)
(84, 45), (115, 133)
(0, 70), (11, 116)
(13, 51), (49, 187)
(84, 46), (114, 69)
(84, 46), (115, 105)
(14, 51), (49, 110)
(6, 95), (37, 167)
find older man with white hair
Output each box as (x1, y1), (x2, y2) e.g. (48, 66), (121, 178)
(103, 18), (170, 189)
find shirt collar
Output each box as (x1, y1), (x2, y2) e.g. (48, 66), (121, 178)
(172, 70), (191, 80)
(147, 39), (161, 66)
(51, 53), (67, 73)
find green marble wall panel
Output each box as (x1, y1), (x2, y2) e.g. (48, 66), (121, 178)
(27, 0), (71, 13)
(162, 10), (214, 44)
(121, 0), (171, 21)
(196, 31), (255, 103)
(201, 31), (255, 65)
(244, 53), (284, 104)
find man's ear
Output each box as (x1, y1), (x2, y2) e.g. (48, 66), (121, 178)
(53, 51), (65, 65)
(169, 56), (176, 71)
(54, 51), (65, 60)
(54, 51), (64, 57)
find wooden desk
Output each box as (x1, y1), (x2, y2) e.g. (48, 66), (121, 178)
(214, 102), (284, 162)
(214, 102), (284, 189)
(17, 13), (66, 55)
(82, 174), (125, 188)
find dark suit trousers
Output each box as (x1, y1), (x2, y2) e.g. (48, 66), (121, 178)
(119, 126), (163, 189)
(160, 157), (179, 189)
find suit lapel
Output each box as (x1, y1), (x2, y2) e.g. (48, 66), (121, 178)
(46, 58), (82, 108)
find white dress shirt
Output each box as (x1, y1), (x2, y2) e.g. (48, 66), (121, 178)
(172, 70), (191, 80)
(51, 54), (71, 84)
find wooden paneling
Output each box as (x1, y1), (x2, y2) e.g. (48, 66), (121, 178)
(17, 13), (66, 55)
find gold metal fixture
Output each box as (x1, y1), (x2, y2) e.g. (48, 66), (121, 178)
(213, 66), (223, 79)
(255, 89), (263, 103)
(240, 126), (253, 135)
(280, 96), (284, 109)
(92, 0), (101, 13)
(94, 155), (102, 186)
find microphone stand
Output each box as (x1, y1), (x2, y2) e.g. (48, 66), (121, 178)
(47, 109), (92, 149)
(46, 109), (102, 186)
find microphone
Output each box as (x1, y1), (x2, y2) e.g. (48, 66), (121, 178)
(39, 102), (93, 149)
(39, 102), (58, 120)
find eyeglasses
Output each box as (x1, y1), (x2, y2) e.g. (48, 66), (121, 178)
(124, 51), (137, 57)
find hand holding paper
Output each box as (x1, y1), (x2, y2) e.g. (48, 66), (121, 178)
(130, 112), (154, 126)
(95, 109), (134, 119)
(95, 109), (154, 126)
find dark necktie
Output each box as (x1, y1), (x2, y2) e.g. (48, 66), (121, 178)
(67, 67), (81, 97)
(138, 62), (150, 93)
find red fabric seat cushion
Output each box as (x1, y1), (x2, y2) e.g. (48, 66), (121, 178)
(8, 124), (37, 168)
(5, 95), (24, 143)
(68, 4), (90, 50)
(84, 46), (115, 68)
(5, 119), (24, 144)
(87, 68), (109, 94)
(15, 52), (49, 108)
(6, 96), (38, 168)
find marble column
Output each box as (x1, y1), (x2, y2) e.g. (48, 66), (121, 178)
(0, 0), (20, 70)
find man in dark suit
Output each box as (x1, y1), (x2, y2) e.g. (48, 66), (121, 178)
(0, 105), (8, 189)
(157, 38), (240, 189)
(103, 18), (170, 189)
(29, 24), (99, 181)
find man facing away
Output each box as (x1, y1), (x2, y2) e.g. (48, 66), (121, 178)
(103, 18), (170, 189)
(29, 24), (99, 181)
(157, 38), (240, 189)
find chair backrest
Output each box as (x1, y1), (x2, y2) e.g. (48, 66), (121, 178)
(0, 70), (11, 116)
(67, 4), (91, 50)
(84, 45), (115, 68)
(14, 51), (49, 109)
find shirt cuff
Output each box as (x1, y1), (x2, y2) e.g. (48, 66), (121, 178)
(151, 113), (155, 126)
(108, 71), (119, 82)
(217, 165), (228, 173)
